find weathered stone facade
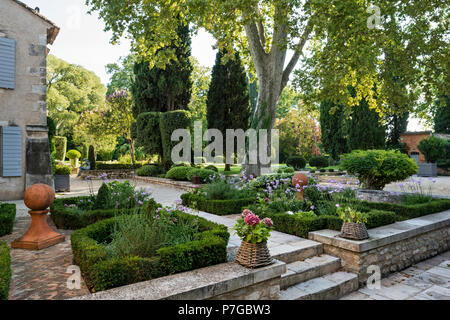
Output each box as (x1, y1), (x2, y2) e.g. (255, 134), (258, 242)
(0, 0), (59, 199)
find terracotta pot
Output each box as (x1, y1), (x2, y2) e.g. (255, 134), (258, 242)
(191, 175), (201, 184)
(235, 241), (273, 268)
(340, 222), (369, 240)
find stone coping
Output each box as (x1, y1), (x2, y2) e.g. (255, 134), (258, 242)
(72, 260), (286, 300)
(309, 210), (450, 253)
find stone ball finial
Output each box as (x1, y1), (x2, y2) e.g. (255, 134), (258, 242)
(23, 184), (55, 211)
(292, 173), (308, 188)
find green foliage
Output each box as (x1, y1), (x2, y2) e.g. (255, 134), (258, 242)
(160, 110), (191, 169)
(131, 24), (192, 116)
(340, 150), (418, 190)
(0, 241), (11, 300)
(66, 149), (81, 160)
(136, 165), (166, 177)
(199, 181), (256, 200)
(337, 206), (367, 223)
(319, 101), (349, 160)
(418, 136), (447, 163)
(54, 136), (67, 161)
(95, 162), (143, 170)
(181, 193), (256, 216)
(97, 149), (114, 161)
(54, 165), (71, 176)
(206, 49), (250, 170)
(136, 112), (163, 157)
(165, 166), (194, 181)
(347, 98), (385, 151)
(204, 165), (219, 172)
(0, 203), (16, 237)
(70, 207), (228, 292)
(286, 156), (306, 170)
(309, 156), (329, 168)
(186, 168), (217, 183)
(277, 167), (295, 173)
(105, 54), (136, 95)
(385, 112), (409, 151)
(88, 145), (96, 170)
(94, 183), (112, 210)
(434, 95), (450, 134)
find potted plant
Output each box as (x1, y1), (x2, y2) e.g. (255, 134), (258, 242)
(191, 175), (201, 185)
(233, 209), (274, 268)
(54, 164), (71, 192)
(418, 136), (446, 177)
(67, 149), (81, 170)
(338, 206), (369, 240)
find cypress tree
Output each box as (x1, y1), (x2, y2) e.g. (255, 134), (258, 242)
(346, 98), (386, 150)
(434, 95), (450, 134)
(319, 101), (349, 161)
(385, 111), (409, 151)
(206, 50), (250, 171)
(131, 24), (193, 117)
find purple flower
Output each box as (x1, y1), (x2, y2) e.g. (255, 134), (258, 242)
(310, 205), (315, 210)
(335, 204), (340, 207)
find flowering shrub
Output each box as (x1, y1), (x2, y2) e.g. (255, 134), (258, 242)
(233, 210), (274, 244)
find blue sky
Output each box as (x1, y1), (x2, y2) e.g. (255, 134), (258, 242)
(23, 0), (426, 131)
(23, 0), (217, 85)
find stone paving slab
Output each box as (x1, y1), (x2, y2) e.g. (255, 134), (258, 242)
(341, 251), (450, 300)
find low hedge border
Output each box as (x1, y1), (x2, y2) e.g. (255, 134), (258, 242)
(0, 203), (16, 237)
(95, 162), (143, 170)
(50, 196), (156, 230)
(181, 193), (256, 215)
(358, 199), (450, 219)
(259, 209), (396, 238)
(0, 241), (11, 300)
(71, 205), (229, 292)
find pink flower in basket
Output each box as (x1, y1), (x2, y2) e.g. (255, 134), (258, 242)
(244, 213), (260, 226)
(262, 217), (273, 228)
(242, 209), (253, 218)
(264, 197), (270, 202)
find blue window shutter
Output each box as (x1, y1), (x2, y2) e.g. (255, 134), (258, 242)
(1, 126), (22, 177)
(0, 38), (15, 89)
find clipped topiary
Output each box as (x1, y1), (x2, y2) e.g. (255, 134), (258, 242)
(136, 165), (165, 177)
(165, 166), (194, 181)
(340, 149), (418, 190)
(286, 156), (306, 170)
(418, 136), (447, 163)
(88, 145), (96, 170)
(204, 165), (219, 172)
(94, 183), (111, 209)
(54, 165), (71, 176)
(309, 155), (329, 168)
(186, 168), (217, 183)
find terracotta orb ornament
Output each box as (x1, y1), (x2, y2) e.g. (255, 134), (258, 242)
(11, 184), (65, 250)
(292, 173), (309, 201)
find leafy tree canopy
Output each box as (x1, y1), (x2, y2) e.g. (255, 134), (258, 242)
(105, 54), (136, 95)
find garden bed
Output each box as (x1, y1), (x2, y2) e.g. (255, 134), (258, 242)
(80, 169), (136, 180)
(0, 241), (11, 300)
(71, 206), (229, 292)
(0, 203), (16, 237)
(181, 193), (255, 215)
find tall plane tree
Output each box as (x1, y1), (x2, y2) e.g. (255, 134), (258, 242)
(87, 0), (449, 175)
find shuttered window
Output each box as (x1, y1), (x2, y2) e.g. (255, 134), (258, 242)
(0, 126), (22, 177)
(0, 38), (15, 89)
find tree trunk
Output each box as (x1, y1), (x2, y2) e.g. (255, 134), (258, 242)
(129, 138), (136, 166)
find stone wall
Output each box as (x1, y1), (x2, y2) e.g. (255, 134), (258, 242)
(309, 210), (450, 285)
(0, 1), (57, 200)
(210, 278), (280, 300)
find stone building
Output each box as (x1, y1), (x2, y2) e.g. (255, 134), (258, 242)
(0, 0), (59, 200)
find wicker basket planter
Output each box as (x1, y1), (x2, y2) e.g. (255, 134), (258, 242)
(340, 222), (369, 240)
(235, 241), (273, 268)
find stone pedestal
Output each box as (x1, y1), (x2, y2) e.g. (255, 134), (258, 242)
(11, 183), (65, 250)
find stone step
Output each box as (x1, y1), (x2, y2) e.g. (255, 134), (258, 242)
(280, 271), (359, 300)
(280, 254), (341, 290)
(270, 240), (323, 264)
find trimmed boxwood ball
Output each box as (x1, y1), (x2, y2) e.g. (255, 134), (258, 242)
(66, 149), (81, 160)
(340, 149), (418, 190)
(165, 166), (195, 181)
(0, 241), (11, 300)
(0, 203), (16, 237)
(70, 205), (229, 292)
(136, 165), (165, 177)
(186, 168), (217, 183)
(54, 165), (71, 176)
(309, 156), (329, 168)
(286, 156), (306, 170)
(204, 165), (219, 172)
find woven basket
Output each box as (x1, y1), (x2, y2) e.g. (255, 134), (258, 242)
(340, 222), (369, 240)
(235, 241), (273, 268)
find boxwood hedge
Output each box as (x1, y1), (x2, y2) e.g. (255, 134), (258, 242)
(181, 193), (256, 215)
(71, 204), (229, 292)
(50, 196), (158, 230)
(0, 203), (16, 237)
(0, 241), (11, 300)
(95, 162), (143, 170)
